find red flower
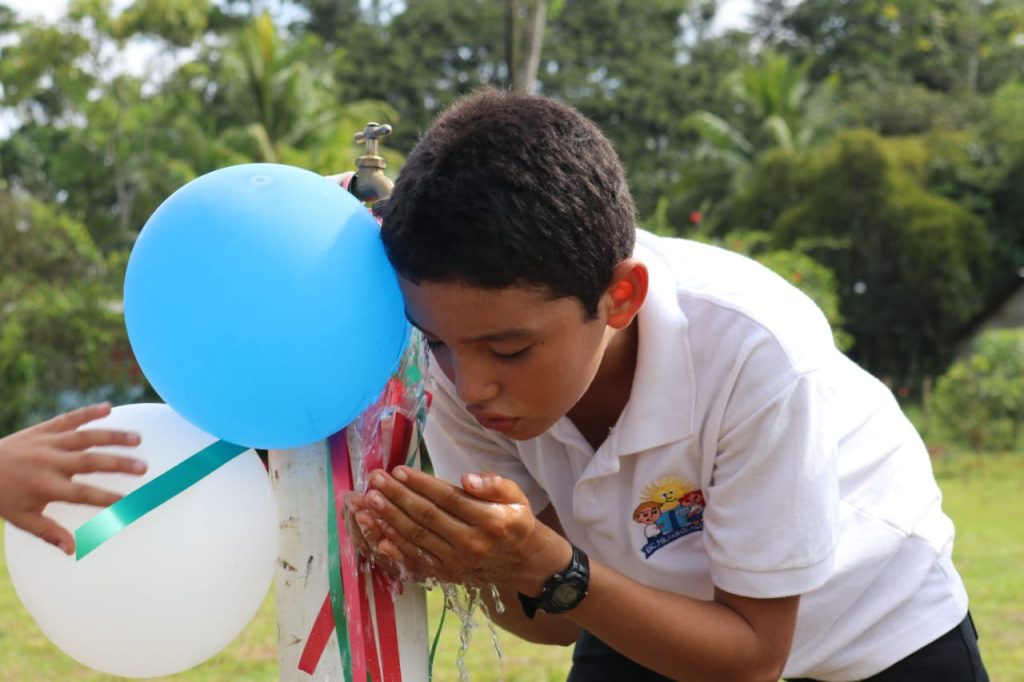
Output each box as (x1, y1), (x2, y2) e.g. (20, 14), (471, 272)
(688, 210), (702, 224)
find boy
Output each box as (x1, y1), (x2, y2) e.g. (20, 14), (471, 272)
(344, 89), (988, 681)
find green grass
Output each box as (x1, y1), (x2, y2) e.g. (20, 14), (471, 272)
(0, 544), (570, 681)
(933, 451), (1024, 681)
(1, 451), (1019, 681)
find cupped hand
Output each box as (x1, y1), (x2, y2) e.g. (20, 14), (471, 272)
(344, 466), (554, 590)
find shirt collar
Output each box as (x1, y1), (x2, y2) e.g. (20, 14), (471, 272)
(547, 234), (696, 456)
(610, 236), (696, 454)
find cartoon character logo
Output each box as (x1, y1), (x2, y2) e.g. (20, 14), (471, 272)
(632, 501), (663, 539)
(645, 479), (685, 511)
(631, 476), (706, 558)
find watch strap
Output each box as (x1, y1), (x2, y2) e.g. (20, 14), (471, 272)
(517, 544), (589, 619)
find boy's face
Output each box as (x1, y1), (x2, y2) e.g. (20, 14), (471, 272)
(400, 278), (613, 440)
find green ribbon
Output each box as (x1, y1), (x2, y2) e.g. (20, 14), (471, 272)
(428, 596), (447, 681)
(75, 440), (248, 560)
(324, 448), (354, 680)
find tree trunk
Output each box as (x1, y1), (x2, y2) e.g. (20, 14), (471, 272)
(520, 0), (547, 94)
(505, 0), (520, 90)
(506, 0), (546, 93)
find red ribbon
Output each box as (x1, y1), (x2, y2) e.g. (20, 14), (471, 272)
(373, 569), (403, 682)
(297, 594), (334, 674)
(298, 415), (415, 678)
(371, 413), (414, 682)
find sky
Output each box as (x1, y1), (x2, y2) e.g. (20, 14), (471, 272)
(6, 0), (67, 21)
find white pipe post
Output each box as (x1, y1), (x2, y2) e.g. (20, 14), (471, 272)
(269, 441), (343, 682)
(270, 428), (430, 681)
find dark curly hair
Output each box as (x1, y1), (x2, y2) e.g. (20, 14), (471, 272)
(380, 88), (636, 318)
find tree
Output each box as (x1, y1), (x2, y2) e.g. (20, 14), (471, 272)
(504, 0), (552, 93)
(0, 0), (213, 248)
(293, 0), (723, 219)
(0, 185), (137, 433)
(292, 0), (509, 154)
(197, 11), (402, 174)
(539, 0), (710, 216)
(674, 50), (842, 232)
(767, 0), (1024, 95)
(772, 129), (990, 382)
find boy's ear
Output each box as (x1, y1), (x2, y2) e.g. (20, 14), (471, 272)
(604, 259), (648, 329)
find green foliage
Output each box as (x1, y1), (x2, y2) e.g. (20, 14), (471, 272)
(932, 328), (1024, 451)
(772, 128), (989, 382)
(114, 0), (214, 45)
(1, 0), (1023, 407)
(846, 80), (984, 135)
(673, 50), (843, 232)
(0, 189), (135, 433)
(295, 0), (720, 217)
(778, 0), (1024, 95)
(198, 12), (404, 173)
(986, 81), (1024, 159)
(0, 5), (210, 248)
(722, 147), (805, 233)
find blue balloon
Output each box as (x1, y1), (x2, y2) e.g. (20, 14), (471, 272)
(124, 163), (409, 449)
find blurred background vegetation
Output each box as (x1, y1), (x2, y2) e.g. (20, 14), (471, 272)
(1, 0), (1023, 450)
(1, 3), (1023, 680)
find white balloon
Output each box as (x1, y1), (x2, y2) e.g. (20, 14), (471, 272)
(4, 403), (279, 678)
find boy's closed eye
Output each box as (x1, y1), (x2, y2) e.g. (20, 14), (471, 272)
(491, 346), (531, 361)
(423, 335), (530, 361)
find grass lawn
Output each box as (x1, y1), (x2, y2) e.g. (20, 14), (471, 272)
(1, 451), (1019, 681)
(933, 451), (1024, 680)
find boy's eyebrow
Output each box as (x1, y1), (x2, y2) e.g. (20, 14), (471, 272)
(405, 312), (535, 343)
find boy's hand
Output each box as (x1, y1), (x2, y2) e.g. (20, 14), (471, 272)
(345, 466), (567, 591)
(0, 403), (146, 554)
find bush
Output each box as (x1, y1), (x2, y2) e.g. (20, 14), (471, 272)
(771, 128), (990, 383)
(931, 328), (1024, 451)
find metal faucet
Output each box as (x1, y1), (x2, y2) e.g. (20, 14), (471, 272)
(350, 122), (394, 207)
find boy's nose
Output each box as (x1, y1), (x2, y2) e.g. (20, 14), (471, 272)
(453, 363), (499, 405)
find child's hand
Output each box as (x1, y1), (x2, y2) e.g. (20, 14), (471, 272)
(0, 403), (146, 554)
(346, 466), (563, 591)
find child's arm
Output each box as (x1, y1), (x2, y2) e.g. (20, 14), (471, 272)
(350, 466), (798, 681)
(0, 403), (146, 554)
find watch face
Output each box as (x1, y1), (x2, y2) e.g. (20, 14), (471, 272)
(551, 581), (583, 607)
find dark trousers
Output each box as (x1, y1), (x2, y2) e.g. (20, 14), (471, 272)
(566, 613), (989, 682)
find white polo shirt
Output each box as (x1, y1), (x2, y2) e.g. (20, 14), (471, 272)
(424, 229), (968, 680)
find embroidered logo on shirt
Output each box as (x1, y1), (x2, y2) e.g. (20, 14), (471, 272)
(631, 477), (706, 559)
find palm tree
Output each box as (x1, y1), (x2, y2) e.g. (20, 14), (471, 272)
(677, 51), (842, 227)
(214, 13), (401, 173)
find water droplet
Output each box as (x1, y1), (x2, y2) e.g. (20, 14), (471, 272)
(489, 584), (506, 615)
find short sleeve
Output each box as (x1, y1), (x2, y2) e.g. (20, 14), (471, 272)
(703, 368), (840, 598)
(424, 367), (551, 514)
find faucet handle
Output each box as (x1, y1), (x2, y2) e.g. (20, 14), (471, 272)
(354, 122), (393, 157)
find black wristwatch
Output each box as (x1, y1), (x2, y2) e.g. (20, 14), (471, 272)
(517, 544), (590, 619)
